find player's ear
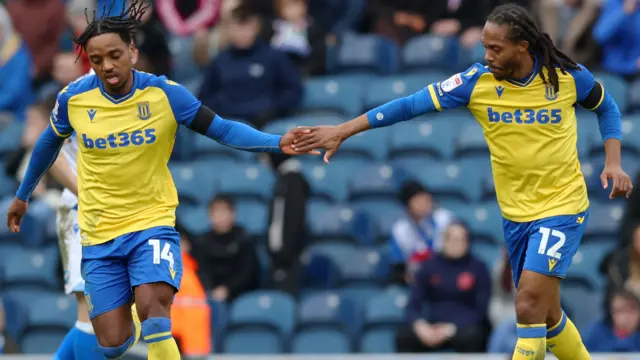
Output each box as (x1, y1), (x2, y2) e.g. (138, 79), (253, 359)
(129, 43), (139, 66)
(518, 40), (529, 53)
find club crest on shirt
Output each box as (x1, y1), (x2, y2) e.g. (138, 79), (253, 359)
(545, 85), (559, 101)
(137, 101), (152, 120)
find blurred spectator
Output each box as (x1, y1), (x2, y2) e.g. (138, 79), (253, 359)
(193, 0), (241, 66)
(134, 1), (171, 76)
(489, 248), (516, 327)
(60, 0), (93, 74)
(156, 0), (221, 37)
(5, 0), (65, 82)
(396, 222), (491, 353)
(96, 0), (127, 18)
(198, 4), (303, 128)
(538, 0), (600, 65)
(593, 0), (640, 79)
(366, 0), (429, 45)
(269, 0), (326, 76)
(389, 181), (454, 285)
(192, 195), (261, 303)
(603, 223), (640, 310)
(582, 288), (640, 352)
(0, 4), (33, 122)
(52, 52), (85, 87)
(172, 225), (212, 359)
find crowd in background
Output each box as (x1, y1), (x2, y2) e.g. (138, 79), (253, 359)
(0, 0), (639, 357)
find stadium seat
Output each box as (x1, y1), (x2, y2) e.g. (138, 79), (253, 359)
(298, 292), (362, 336)
(459, 42), (486, 68)
(561, 284), (603, 331)
(229, 291), (296, 336)
(175, 204), (210, 236)
(568, 242), (615, 290)
(216, 163), (275, 202)
(222, 328), (283, 354)
(364, 75), (432, 110)
(388, 118), (458, 160)
(300, 252), (341, 290)
(338, 128), (389, 161)
(2, 246), (59, 290)
(402, 35), (459, 71)
(335, 33), (399, 75)
(471, 242), (502, 270)
(20, 329), (69, 354)
(347, 163), (406, 201)
(592, 72), (628, 113)
(302, 76), (363, 117)
(451, 201), (504, 243)
(340, 284), (383, 308)
(291, 329), (352, 354)
(583, 201), (625, 240)
(24, 293), (76, 330)
(351, 199), (407, 240)
(301, 158), (363, 203)
(629, 78), (640, 113)
(403, 158), (485, 203)
(365, 287), (408, 327)
(619, 115), (640, 155)
(307, 202), (374, 245)
(339, 247), (389, 284)
(0, 122), (23, 157)
(455, 122), (489, 158)
(169, 161), (217, 206)
(0, 166), (16, 199)
(360, 328), (396, 353)
(234, 200), (268, 236)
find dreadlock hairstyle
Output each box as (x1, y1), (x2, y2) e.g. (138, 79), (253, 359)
(72, 0), (150, 60)
(487, 4), (579, 93)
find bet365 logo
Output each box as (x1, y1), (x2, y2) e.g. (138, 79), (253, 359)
(82, 129), (156, 149)
(487, 107), (562, 124)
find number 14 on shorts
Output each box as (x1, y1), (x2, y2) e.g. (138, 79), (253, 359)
(148, 239), (176, 280)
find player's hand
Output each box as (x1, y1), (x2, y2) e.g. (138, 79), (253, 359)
(600, 164), (633, 199)
(7, 197), (28, 233)
(280, 128), (321, 156)
(292, 125), (345, 163)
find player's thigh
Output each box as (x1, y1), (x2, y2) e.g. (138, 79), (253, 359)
(57, 208), (85, 296)
(502, 219), (529, 289)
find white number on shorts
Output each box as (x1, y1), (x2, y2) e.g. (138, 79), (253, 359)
(537, 227), (565, 260)
(148, 239), (175, 270)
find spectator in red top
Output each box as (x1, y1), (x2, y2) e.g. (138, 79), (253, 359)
(156, 0), (222, 37)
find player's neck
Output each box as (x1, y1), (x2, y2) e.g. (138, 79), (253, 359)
(509, 54), (535, 81)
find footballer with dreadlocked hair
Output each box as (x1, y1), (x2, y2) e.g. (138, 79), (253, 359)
(7, 1), (316, 359)
(289, 3), (632, 360)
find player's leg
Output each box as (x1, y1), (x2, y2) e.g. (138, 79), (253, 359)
(129, 227), (184, 360)
(82, 240), (141, 359)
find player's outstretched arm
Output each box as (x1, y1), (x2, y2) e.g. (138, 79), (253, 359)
(8, 125), (66, 232)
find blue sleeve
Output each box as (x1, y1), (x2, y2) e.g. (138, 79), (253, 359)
(570, 64), (622, 141)
(593, 0), (627, 44)
(366, 64), (482, 129)
(50, 89), (74, 137)
(406, 264), (428, 324)
(16, 126), (66, 201)
(159, 78), (202, 126)
(206, 115), (283, 153)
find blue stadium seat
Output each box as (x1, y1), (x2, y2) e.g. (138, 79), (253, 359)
(584, 201), (625, 240)
(592, 72), (628, 113)
(568, 242), (615, 290)
(307, 241), (357, 266)
(20, 329), (69, 354)
(301, 253), (341, 290)
(0, 166), (16, 199)
(262, 114), (345, 134)
(307, 202), (374, 245)
(216, 164), (275, 202)
(630, 78), (640, 113)
(403, 158), (485, 202)
(301, 158), (363, 203)
(347, 163), (406, 201)
(223, 329), (283, 354)
(2, 246), (59, 290)
(335, 34), (399, 75)
(448, 201), (503, 243)
(365, 287), (408, 327)
(302, 76), (363, 118)
(360, 328), (396, 353)
(208, 299), (228, 353)
(0, 122), (23, 157)
(619, 115), (640, 155)
(229, 291), (296, 336)
(338, 128), (389, 161)
(351, 199), (407, 240)
(455, 122), (489, 158)
(561, 284), (602, 331)
(402, 35), (459, 71)
(340, 284), (383, 308)
(175, 204), (210, 236)
(298, 292), (362, 336)
(388, 118), (458, 160)
(471, 243), (502, 270)
(169, 161), (217, 206)
(291, 329), (352, 354)
(234, 200), (268, 236)
(24, 293), (76, 330)
(459, 43), (486, 68)
(338, 247), (389, 284)
(364, 75), (432, 109)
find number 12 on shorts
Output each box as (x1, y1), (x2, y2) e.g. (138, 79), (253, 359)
(537, 227), (565, 260)
(148, 239), (175, 272)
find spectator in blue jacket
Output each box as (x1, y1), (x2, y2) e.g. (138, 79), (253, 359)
(198, 4), (303, 128)
(583, 288), (640, 352)
(0, 4), (33, 122)
(593, 0), (640, 79)
(396, 221), (492, 353)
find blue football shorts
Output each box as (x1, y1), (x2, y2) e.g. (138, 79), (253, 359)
(81, 226), (183, 319)
(503, 209), (589, 288)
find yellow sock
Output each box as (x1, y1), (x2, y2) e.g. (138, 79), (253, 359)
(513, 323), (547, 360)
(547, 311), (591, 360)
(142, 317), (181, 360)
(131, 303), (141, 346)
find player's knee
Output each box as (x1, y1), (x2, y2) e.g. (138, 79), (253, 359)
(135, 284), (174, 321)
(97, 330), (133, 352)
(515, 288), (547, 324)
(98, 334), (136, 359)
(545, 306), (564, 328)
